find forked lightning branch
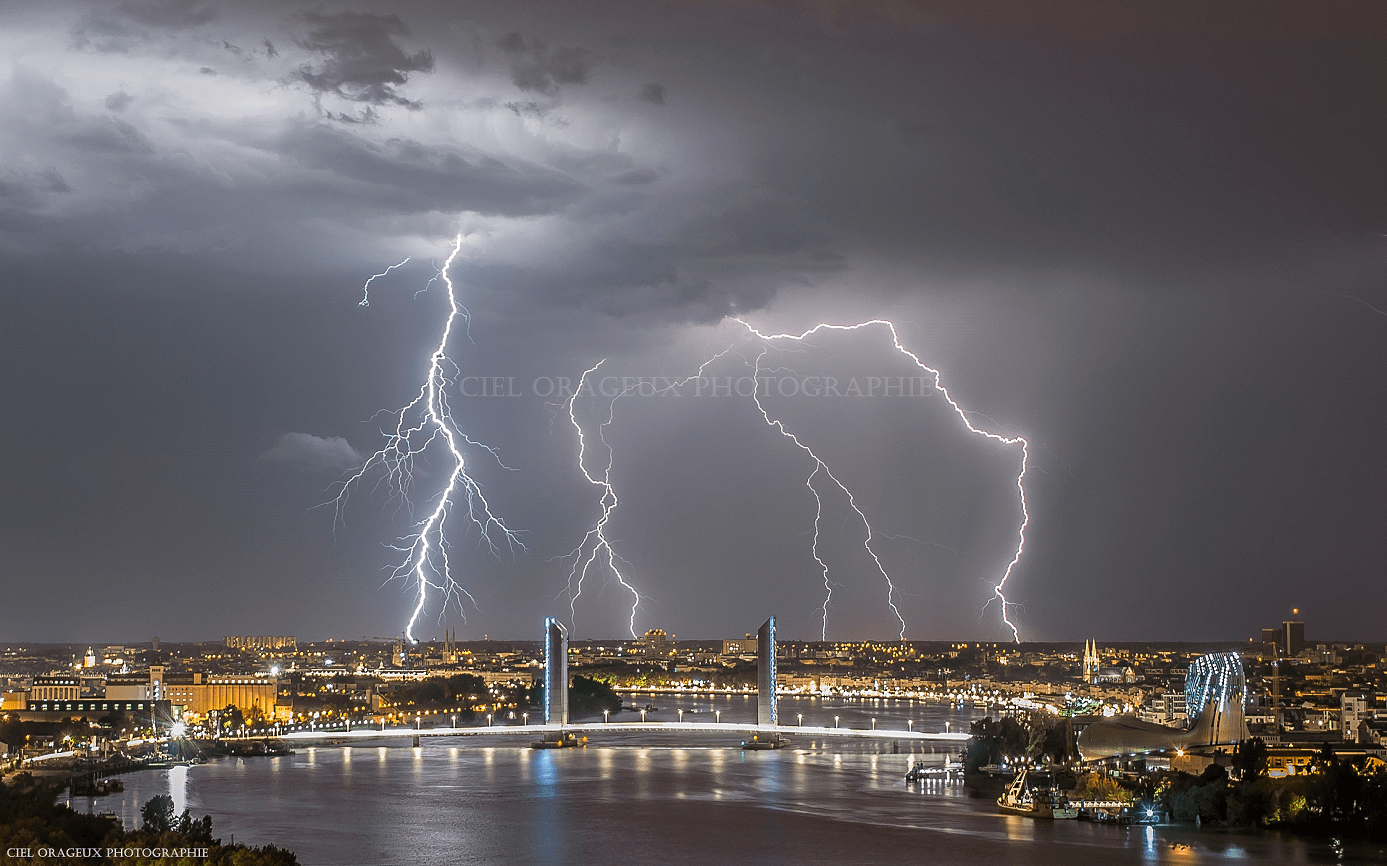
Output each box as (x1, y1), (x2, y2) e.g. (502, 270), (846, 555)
(335, 238), (1032, 644)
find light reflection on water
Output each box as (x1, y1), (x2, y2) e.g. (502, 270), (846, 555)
(167, 764), (187, 816)
(79, 698), (1384, 865)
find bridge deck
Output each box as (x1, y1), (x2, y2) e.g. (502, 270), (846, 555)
(245, 722), (968, 744)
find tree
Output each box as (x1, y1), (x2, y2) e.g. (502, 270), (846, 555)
(1164, 769), (1228, 823)
(3, 784), (293, 863)
(217, 705), (245, 734)
(1232, 738), (1269, 780)
(389, 674), (488, 711)
(1075, 772), (1132, 803)
(140, 794), (214, 842)
(965, 717), (1031, 771)
(569, 676), (622, 718)
(141, 794), (177, 833)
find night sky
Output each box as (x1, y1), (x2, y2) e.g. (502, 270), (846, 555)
(3, 1), (1386, 644)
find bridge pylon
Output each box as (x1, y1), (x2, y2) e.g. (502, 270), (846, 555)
(544, 617), (568, 726)
(757, 616), (777, 726)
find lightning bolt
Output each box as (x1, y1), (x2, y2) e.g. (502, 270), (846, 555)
(358, 257), (410, 307)
(736, 318), (1030, 643)
(561, 360), (643, 638)
(562, 351), (732, 638)
(334, 235), (524, 641)
(746, 345), (905, 641)
(1321, 291), (1387, 318)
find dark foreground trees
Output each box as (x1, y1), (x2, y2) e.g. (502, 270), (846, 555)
(1160, 741), (1387, 839)
(569, 676), (622, 718)
(0, 778), (298, 864)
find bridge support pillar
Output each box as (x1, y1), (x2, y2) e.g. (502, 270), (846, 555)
(757, 616), (777, 726)
(544, 617), (568, 726)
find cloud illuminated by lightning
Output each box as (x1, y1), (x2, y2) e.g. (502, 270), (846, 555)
(736, 319), (1030, 643)
(334, 236), (523, 641)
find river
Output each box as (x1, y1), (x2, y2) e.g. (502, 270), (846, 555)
(76, 696), (1386, 864)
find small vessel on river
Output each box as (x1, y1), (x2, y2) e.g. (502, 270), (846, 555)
(997, 770), (1078, 819)
(739, 734), (785, 750)
(905, 756), (960, 783)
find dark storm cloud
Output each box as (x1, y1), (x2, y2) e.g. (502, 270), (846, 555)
(0, 168), (72, 209)
(612, 168), (658, 185)
(5, 0), (1387, 641)
(470, 208), (833, 324)
(270, 123), (585, 217)
(107, 0), (216, 30)
(292, 10), (435, 107)
(259, 433), (363, 474)
(0, 61), (588, 257)
(70, 0), (216, 52)
(103, 90), (134, 112)
(496, 32), (595, 93)
(68, 116), (156, 153)
(5, 68), (156, 158)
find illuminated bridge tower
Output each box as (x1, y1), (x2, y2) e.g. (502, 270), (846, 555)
(544, 617), (568, 726)
(757, 616), (777, 726)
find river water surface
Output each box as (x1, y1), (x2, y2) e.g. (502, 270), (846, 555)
(80, 696), (1386, 865)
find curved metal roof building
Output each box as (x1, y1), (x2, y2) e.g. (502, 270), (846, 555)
(1076, 651), (1248, 761)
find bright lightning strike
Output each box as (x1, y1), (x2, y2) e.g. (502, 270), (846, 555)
(737, 319), (1031, 643)
(746, 345), (905, 641)
(335, 236), (523, 642)
(358, 257), (410, 307)
(562, 351), (732, 638)
(561, 360), (642, 638)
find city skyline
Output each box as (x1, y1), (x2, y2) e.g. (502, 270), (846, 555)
(3, 2), (1387, 643)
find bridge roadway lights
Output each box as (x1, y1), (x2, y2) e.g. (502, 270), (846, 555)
(271, 722), (970, 744)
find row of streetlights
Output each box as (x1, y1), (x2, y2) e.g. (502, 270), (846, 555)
(305, 709), (955, 734)
(595, 708), (950, 733)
